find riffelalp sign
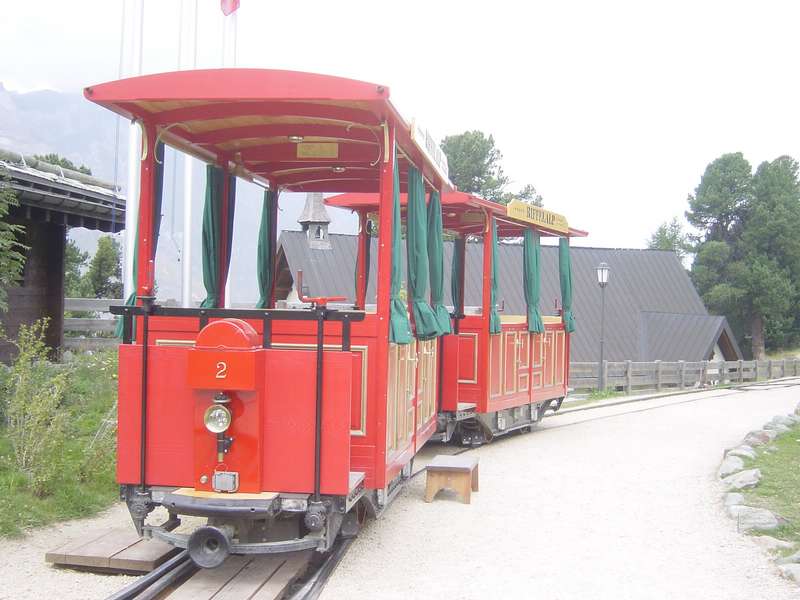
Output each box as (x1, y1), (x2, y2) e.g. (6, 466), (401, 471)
(505, 200), (570, 234)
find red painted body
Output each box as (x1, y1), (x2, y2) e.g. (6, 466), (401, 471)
(89, 69), (584, 507)
(119, 321), (353, 496)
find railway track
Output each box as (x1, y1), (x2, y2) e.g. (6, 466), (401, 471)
(107, 378), (800, 600)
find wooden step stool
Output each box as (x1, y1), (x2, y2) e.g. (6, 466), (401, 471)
(425, 454), (479, 504)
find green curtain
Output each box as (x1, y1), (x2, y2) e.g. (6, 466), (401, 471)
(256, 188), (277, 309)
(115, 141), (165, 338)
(406, 166), (440, 340)
(427, 190), (450, 334)
(489, 218), (501, 334)
(200, 166), (228, 308)
(559, 237), (576, 333)
(389, 155), (412, 344)
(451, 237), (464, 317)
(523, 229), (545, 333)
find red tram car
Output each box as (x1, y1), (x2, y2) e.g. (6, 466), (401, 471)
(84, 69), (585, 568)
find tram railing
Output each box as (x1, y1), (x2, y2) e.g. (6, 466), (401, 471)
(570, 358), (800, 395)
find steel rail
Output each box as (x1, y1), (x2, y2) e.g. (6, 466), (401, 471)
(104, 550), (193, 600)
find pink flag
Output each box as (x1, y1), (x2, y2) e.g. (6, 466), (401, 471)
(220, 0), (240, 16)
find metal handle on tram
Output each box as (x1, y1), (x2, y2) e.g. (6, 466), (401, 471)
(296, 270), (346, 307)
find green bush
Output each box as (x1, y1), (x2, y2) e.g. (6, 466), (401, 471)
(3, 320), (69, 497)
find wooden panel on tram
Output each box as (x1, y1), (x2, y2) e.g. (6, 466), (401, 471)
(543, 330), (555, 387)
(518, 332), (530, 393)
(531, 333), (543, 390)
(489, 333), (503, 398)
(503, 331), (517, 395)
(554, 330), (566, 386)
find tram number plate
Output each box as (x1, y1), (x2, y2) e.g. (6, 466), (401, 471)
(188, 349), (257, 390)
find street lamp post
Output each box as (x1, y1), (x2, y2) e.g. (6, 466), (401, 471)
(596, 262), (610, 391)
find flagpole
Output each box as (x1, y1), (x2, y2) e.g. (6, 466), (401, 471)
(222, 3), (238, 308)
(124, 0), (144, 302)
(180, 0), (198, 308)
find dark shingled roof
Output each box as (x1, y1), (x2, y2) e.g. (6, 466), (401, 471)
(278, 231), (742, 362)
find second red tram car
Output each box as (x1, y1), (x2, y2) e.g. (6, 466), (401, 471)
(84, 68), (585, 567)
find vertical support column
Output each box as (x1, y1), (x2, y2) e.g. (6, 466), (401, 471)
(374, 123), (396, 490)
(218, 169), (231, 308)
(480, 216), (493, 406)
(135, 121), (157, 299)
(738, 359), (744, 383)
(453, 236), (466, 335)
(355, 210), (368, 309)
(267, 186), (279, 309)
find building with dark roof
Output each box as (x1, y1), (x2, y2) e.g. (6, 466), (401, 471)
(277, 230), (742, 362)
(0, 148), (125, 360)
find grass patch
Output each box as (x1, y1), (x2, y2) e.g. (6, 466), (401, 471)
(766, 347), (800, 360)
(742, 423), (800, 545)
(0, 350), (118, 537)
(587, 388), (624, 401)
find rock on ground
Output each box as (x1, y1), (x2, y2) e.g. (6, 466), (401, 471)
(795, 401), (800, 416)
(779, 564), (800, 583)
(771, 415), (796, 427)
(718, 455), (745, 478)
(777, 551), (800, 565)
(727, 506), (782, 532)
(722, 468), (762, 490)
(743, 430), (773, 446)
(724, 492), (745, 507)
(751, 536), (796, 553)
(763, 422), (791, 433)
(725, 445), (757, 460)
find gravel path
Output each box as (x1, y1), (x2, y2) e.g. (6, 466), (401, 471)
(0, 502), (135, 600)
(0, 382), (797, 599)
(322, 381), (800, 600)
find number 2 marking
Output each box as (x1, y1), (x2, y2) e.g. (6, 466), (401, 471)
(215, 361), (228, 379)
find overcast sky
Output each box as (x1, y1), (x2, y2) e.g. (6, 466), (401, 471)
(3, 0), (800, 250)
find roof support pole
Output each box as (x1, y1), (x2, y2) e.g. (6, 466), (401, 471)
(135, 121), (157, 299)
(219, 170), (233, 307)
(479, 214), (494, 408)
(374, 123), (396, 490)
(355, 210), (368, 309)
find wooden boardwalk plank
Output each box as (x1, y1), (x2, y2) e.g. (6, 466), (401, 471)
(166, 555), (250, 599)
(109, 537), (182, 572)
(213, 556), (285, 600)
(46, 528), (179, 573)
(50, 527), (140, 569)
(45, 529), (112, 565)
(250, 552), (311, 600)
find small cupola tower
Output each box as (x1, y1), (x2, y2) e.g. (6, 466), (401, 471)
(298, 192), (332, 249)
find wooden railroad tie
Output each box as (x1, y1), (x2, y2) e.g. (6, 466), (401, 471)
(424, 454), (479, 504)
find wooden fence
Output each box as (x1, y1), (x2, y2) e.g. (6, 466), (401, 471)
(64, 301), (800, 393)
(570, 359), (800, 395)
(63, 297), (121, 351)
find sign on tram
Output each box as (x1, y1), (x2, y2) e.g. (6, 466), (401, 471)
(505, 200), (570, 234)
